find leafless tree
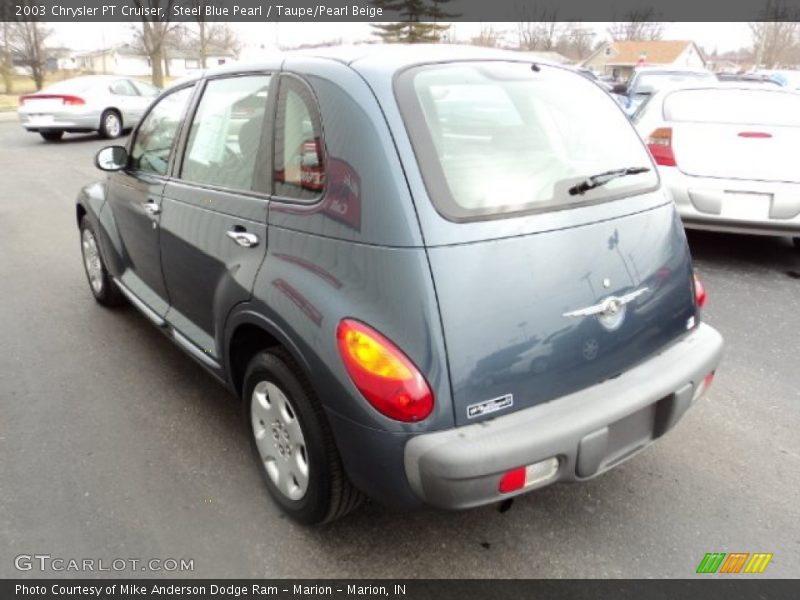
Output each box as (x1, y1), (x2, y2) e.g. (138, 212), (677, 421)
(208, 23), (242, 59)
(10, 21), (51, 90)
(608, 10), (664, 41)
(750, 1), (800, 68)
(516, 6), (560, 51)
(556, 23), (596, 61)
(0, 0), (15, 93)
(132, 0), (178, 87)
(471, 24), (503, 48)
(190, 1), (242, 67)
(1, 20), (13, 93)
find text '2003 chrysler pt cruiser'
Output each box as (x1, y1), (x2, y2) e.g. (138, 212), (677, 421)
(77, 45), (724, 524)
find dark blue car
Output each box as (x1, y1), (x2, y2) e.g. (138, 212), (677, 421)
(77, 45), (723, 523)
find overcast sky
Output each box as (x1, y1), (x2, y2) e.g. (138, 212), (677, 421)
(48, 22), (754, 54)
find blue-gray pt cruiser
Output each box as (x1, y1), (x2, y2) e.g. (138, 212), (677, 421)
(76, 45), (724, 523)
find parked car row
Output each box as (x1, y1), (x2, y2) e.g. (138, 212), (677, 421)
(75, 45), (723, 524)
(633, 82), (800, 248)
(569, 64), (800, 247)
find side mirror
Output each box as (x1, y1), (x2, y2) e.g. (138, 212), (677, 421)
(612, 83), (628, 95)
(95, 146), (128, 171)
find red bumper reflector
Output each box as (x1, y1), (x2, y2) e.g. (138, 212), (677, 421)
(498, 467), (526, 494)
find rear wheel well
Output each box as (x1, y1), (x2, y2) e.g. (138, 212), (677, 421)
(228, 324), (280, 398)
(104, 107), (122, 123)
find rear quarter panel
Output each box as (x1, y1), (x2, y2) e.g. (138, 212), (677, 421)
(235, 58), (452, 433)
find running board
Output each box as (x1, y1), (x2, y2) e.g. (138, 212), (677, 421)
(112, 278), (166, 328)
(112, 278), (222, 372)
(172, 330), (222, 370)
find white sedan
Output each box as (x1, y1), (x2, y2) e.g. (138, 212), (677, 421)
(634, 83), (800, 249)
(17, 75), (159, 142)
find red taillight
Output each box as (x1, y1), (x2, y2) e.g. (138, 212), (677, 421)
(61, 95), (85, 106)
(336, 319), (434, 422)
(498, 467), (526, 494)
(693, 370), (716, 402)
(704, 371), (715, 389)
(738, 131), (771, 139)
(18, 94), (85, 106)
(647, 127), (677, 167)
(694, 273), (707, 308)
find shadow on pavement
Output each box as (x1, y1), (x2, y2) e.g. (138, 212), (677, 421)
(687, 230), (800, 275)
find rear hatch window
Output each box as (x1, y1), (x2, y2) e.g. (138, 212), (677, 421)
(396, 62), (657, 221)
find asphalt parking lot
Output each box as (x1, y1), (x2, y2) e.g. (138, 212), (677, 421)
(1, 122), (798, 578)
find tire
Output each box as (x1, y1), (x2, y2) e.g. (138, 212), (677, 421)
(243, 348), (363, 524)
(793, 237), (800, 251)
(99, 110), (122, 139)
(79, 218), (125, 307)
(39, 130), (64, 142)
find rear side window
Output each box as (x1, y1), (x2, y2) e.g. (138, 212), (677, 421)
(130, 85), (194, 176)
(110, 79), (138, 96)
(131, 80), (160, 97)
(181, 75), (271, 192)
(396, 62), (657, 221)
(273, 76), (325, 202)
(664, 88), (800, 126)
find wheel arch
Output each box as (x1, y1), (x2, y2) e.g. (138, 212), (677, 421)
(102, 106), (123, 124)
(224, 308), (315, 400)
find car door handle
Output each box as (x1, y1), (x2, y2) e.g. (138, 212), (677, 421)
(142, 200), (161, 216)
(226, 230), (259, 248)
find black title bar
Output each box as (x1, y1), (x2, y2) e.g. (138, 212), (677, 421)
(3, 0), (800, 22)
(2, 579), (800, 600)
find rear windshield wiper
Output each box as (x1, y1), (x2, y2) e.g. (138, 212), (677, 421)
(568, 167), (651, 196)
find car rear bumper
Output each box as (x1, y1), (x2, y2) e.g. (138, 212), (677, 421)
(18, 109), (100, 131)
(662, 168), (800, 236)
(403, 322), (723, 510)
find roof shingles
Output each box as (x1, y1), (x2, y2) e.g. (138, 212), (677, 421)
(603, 40), (695, 66)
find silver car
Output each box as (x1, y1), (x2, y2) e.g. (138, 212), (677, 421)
(18, 75), (159, 142)
(634, 83), (800, 249)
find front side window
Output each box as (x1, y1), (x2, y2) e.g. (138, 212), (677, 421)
(273, 76), (325, 201)
(181, 75), (271, 192)
(130, 85), (194, 176)
(396, 62), (658, 221)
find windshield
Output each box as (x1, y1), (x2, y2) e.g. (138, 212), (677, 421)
(396, 62), (658, 221)
(664, 88), (800, 126)
(632, 71), (716, 95)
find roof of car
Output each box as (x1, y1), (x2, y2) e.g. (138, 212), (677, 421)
(199, 44), (556, 79)
(645, 81), (799, 102)
(633, 65), (713, 74)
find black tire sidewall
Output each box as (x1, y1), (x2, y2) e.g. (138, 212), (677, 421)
(242, 351), (334, 524)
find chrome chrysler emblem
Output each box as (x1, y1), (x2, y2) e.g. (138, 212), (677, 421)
(563, 287), (649, 331)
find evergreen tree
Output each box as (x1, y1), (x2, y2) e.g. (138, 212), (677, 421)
(371, 0), (458, 43)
